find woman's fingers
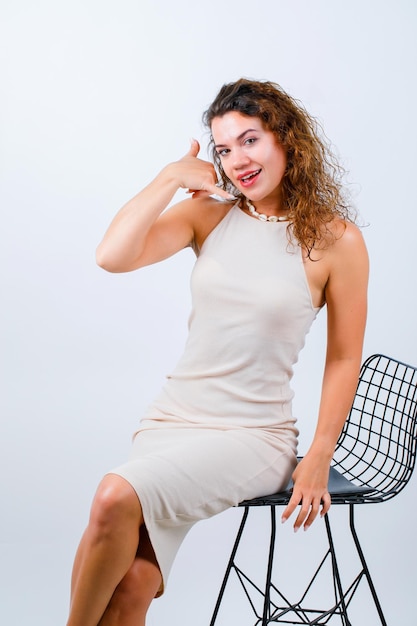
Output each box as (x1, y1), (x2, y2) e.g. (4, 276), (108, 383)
(281, 492), (300, 526)
(281, 490), (332, 532)
(179, 140), (235, 200)
(320, 491), (332, 518)
(285, 490), (317, 532)
(302, 497), (322, 531)
(187, 187), (236, 200)
(281, 455), (332, 531)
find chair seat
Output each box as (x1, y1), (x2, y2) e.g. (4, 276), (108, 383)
(239, 463), (376, 508)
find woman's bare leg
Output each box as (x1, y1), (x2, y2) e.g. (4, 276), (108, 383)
(67, 474), (144, 626)
(98, 526), (162, 626)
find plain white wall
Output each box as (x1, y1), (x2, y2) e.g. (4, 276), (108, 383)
(1, 1), (416, 624)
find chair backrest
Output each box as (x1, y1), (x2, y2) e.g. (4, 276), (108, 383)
(332, 354), (417, 502)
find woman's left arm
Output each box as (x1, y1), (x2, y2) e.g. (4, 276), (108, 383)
(282, 222), (369, 532)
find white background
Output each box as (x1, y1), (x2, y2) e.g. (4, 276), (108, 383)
(1, 1), (416, 625)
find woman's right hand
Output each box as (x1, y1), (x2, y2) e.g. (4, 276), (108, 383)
(96, 139), (234, 272)
(169, 139), (234, 200)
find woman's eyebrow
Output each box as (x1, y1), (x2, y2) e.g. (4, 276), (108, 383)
(214, 128), (259, 149)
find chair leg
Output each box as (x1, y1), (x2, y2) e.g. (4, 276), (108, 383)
(324, 513), (352, 626)
(209, 506), (250, 626)
(261, 506), (277, 625)
(349, 505), (387, 626)
(210, 504), (389, 626)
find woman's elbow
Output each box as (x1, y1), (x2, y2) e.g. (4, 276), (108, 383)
(96, 244), (120, 273)
(95, 244), (141, 273)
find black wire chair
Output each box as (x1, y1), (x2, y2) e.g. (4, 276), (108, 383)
(209, 354), (417, 626)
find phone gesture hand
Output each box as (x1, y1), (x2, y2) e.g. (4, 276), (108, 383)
(175, 139), (235, 200)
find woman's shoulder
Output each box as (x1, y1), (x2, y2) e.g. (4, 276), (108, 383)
(313, 217), (366, 252)
(308, 218), (367, 272)
(323, 218), (368, 272)
(331, 218), (366, 250)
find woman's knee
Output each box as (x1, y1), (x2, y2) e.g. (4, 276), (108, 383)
(98, 564), (156, 625)
(113, 557), (162, 611)
(89, 474), (143, 534)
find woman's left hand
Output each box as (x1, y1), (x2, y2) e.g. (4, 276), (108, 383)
(281, 453), (331, 532)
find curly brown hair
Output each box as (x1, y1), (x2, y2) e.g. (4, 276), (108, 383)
(203, 78), (356, 254)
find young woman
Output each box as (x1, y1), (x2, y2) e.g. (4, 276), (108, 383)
(66, 79), (368, 626)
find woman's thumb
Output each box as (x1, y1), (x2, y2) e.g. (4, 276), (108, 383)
(186, 138), (200, 157)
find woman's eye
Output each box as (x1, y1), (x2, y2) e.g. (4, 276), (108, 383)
(244, 137), (256, 145)
(217, 148), (230, 157)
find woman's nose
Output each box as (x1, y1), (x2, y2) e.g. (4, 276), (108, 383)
(231, 148), (250, 170)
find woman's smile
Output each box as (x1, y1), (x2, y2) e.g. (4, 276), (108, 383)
(237, 168), (262, 187)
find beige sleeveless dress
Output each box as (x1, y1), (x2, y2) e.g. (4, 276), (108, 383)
(112, 203), (320, 593)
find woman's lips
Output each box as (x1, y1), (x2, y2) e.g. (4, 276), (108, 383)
(237, 169), (261, 188)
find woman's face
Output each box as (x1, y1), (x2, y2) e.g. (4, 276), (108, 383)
(211, 111), (287, 208)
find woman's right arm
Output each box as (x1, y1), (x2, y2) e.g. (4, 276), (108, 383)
(96, 140), (233, 273)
